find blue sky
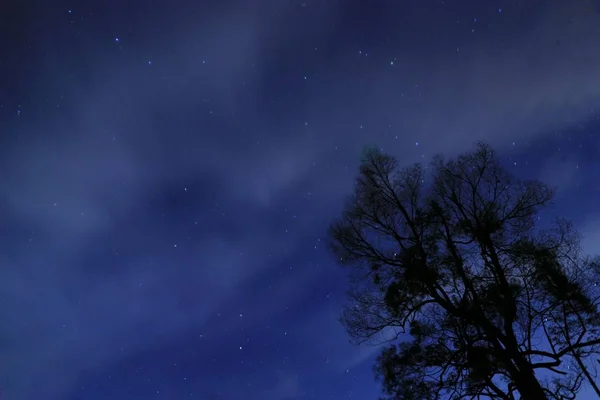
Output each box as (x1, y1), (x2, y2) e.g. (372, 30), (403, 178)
(1, 0), (600, 399)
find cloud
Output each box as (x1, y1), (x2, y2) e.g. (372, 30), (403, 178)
(194, 0), (600, 212)
(0, 4), (331, 396)
(580, 217), (600, 255)
(306, 0), (600, 161)
(263, 371), (301, 400)
(537, 157), (583, 195)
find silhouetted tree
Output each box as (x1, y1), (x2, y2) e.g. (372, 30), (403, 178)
(328, 143), (600, 400)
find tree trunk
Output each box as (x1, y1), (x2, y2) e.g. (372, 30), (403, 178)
(512, 356), (548, 400)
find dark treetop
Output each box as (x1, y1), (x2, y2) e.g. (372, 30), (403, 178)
(329, 144), (600, 400)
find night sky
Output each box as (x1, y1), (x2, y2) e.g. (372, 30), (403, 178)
(1, 0), (600, 399)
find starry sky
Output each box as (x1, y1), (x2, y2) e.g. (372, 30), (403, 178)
(1, 0), (600, 399)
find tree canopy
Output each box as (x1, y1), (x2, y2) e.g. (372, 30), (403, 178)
(328, 143), (600, 400)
